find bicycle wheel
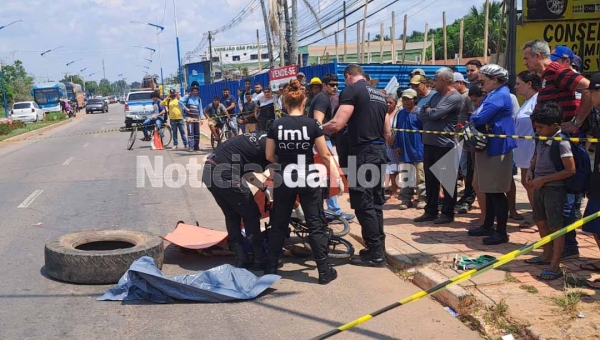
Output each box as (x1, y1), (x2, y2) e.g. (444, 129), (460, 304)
(160, 125), (172, 147)
(328, 236), (354, 259)
(324, 210), (351, 237)
(127, 126), (137, 150)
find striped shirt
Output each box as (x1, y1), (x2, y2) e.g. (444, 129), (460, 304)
(537, 62), (583, 122)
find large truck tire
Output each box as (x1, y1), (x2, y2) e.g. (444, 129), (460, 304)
(44, 230), (164, 284)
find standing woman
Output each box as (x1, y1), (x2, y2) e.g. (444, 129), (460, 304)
(467, 65), (517, 245)
(513, 71), (540, 213)
(384, 95), (401, 203)
(265, 80), (343, 285)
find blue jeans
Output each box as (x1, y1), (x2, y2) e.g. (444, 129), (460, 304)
(563, 193), (582, 252)
(325, 139), (342, 213)
(170, 119), (187, 147)
(142, 117), (162, 139)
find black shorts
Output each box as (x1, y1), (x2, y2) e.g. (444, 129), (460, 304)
(533, 185), (566, 230)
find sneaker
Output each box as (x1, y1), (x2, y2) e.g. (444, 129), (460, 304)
(561, 249), (580, 260)
(350, 255), (386, 267)
(483, 232), (509, 245)
(455, 202), (471, 214)
(415, 201), (426, 209)
(434, 215), (454, 224)
(468, 226), (494, 237)
(170, 145), (177, 150)
(398, 203), (409, 210)
(413, 213), (438, 223)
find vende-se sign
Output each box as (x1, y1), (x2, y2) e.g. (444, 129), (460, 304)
(269, 65), (298, 81)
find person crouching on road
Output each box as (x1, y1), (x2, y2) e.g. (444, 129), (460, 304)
(161, 89), (188, 150)
(265, 79), (343, 285)
(180, 82), (203, 152)
(201, 130), (273, 270)
(141, 91), (167, 141)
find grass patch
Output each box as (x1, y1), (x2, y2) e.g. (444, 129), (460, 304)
(551, 290), (588, 315)
(0, 112), (67, 142)
(482, 300), (532, 338)
(505, 273), (520, 283)
(519, 284), (539, 294)
(565, 274), (588, 288)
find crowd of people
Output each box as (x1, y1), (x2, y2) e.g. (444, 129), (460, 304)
(167, 39), (600, 286)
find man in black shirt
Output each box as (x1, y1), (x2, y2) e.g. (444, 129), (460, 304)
(308, 74), (356, 223)
(201, 131), (272, 270)
(323, 64), (391, 267)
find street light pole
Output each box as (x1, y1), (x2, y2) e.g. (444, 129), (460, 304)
(172, 0), (184, 94)
(1, 19), (23, 117)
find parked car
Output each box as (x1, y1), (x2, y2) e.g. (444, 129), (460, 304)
(124, 90), (154, 128)
(108, 96), (116, 104)
(86, 98), (108, 114)
(11, 101), (45, 122)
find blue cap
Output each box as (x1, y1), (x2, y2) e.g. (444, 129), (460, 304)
(550, 46), (575, 61)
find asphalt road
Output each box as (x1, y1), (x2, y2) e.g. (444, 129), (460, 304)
(0, 104), (482, 340)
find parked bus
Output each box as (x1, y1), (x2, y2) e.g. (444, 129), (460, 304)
(63, 82), (85, 109)
(32, 82), (67, 113)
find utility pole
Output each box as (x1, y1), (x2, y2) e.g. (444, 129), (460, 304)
(402, 14), (407, 63)
(367, 33), (371, 63)
(459, 20), (464, 65)
(343, 1), (347, 63)
(278, 0), (285, 67)
(443, 12), (448, 63)
(102, 60), (106, 79)
(260, 0), (275, 67)
(290, 0), (298, 65)
(283, 0), (291, 64)
(356, 21), (360, 63)
(334, 32), (339, 62)
(360, 0), (369, 63)
(484, 0), (490, 64)
(507, 0), (517, 91)
(257, 29), (262, 71)
(208, 31), (213, 83)
(379, 23), (384, 63)
(431, 35), (436, 65)
(422, 23), (429, 63)
(391, 11), (396, 64)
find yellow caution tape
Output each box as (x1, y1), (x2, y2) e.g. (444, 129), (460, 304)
(392, 128), (599, 143)
(309, 211), (600, 340)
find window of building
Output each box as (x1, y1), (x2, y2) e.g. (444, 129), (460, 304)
(232, 55), (241, 61)
(261, 53), (268, 59)
(250, 54), (258, 60)
(243, 53), (247, 56)
(225, 54), (229, 57)
(211, 57), (219, 62)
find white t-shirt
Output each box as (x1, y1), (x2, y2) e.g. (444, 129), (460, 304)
(510, 93), (520, 116)
(513, 93), (537, 169)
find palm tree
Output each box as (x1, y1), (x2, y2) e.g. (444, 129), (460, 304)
(463, 1), (504, 57)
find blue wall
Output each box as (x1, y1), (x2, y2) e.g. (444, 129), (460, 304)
(196, 61), (466, 111)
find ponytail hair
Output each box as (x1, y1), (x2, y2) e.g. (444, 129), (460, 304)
(283, 79), (306, 110)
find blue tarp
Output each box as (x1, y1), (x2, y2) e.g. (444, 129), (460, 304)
(98, 256), (280, 303)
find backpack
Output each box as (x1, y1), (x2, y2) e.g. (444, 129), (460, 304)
(549, 131), (591, 194)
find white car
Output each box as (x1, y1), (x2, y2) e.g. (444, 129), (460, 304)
(11, 101), (45, 122)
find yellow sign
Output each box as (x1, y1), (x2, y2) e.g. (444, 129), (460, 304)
(516, 19), (600, 74)
(523, 0), (600, 21)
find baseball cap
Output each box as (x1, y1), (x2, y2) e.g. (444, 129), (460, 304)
(297, 72), (306, 78)
(550, 46), (575, 62)
(453, 72), (469, 83)
(401, 89), (418, 99)
(169, 89), (176, 94)
(409, 75), (427, 85)
(577, 72), (600, 92)
(571, 55), (583, 72)
(410, 68), (426, 76)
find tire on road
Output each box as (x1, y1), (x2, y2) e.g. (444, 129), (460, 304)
(44, 230), (164, 284)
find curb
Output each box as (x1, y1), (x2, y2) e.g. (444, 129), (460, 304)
(349, 229), (473, 315)
(0, 118), (73, 144)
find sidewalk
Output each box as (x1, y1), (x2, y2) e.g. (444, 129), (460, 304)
(339, 181), (600, 340)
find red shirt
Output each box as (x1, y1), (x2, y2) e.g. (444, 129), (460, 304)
(537, 61), (583, 122)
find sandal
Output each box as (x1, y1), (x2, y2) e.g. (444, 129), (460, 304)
(586, 277), (600, 289)
(580, 262), (600, 273)
(525, 256), (551, 265)
(539, 269), (563, 281)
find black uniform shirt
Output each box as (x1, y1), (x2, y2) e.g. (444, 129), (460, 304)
(209, 131), (270, 175)
(267, 115), (323, 169)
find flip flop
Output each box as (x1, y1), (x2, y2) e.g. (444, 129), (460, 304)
(587, 277), (600, 289)
(525, 256), (551, 265)
(580, 263), (600, 273)
(539, 269), (563, 281)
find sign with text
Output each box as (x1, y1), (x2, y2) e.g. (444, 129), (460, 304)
(269, 65), (299, 91)
(516, 19), (600, 74)
(523, 0), (600, 21)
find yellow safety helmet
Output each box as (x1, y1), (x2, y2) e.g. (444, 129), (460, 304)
(309, 77), (323, 86)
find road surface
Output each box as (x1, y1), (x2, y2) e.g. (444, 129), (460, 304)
(0, 104), (482, 340)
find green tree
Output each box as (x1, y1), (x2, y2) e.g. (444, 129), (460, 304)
(0, 60), (34, 105)
(85, 81), (98, 95)
(97, 78), (111, 96)
(60, 74), (84, 85)
(130, 81), (141, 89)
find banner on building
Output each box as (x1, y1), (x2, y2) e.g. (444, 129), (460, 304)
(269, 65), (299, 91)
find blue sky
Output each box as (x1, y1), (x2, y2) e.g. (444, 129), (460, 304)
(0, 0), (484, 85)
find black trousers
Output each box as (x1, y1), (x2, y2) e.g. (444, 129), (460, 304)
(423, 145), (458, 217)
(201, 164), (263, 247)
(335, 130), (351, 171)
(268, 174), (329, 261)
(348, 144), (386, 258)
(459, 152), (476, 205)
(484, 193), (509, 237)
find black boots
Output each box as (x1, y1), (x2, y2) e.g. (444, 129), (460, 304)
(232, 243), (250, 268)
(249, 244), (267, 271)
(264, 255), (279, 275)
(316, 257), (337, 285)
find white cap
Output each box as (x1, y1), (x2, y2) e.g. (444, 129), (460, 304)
(453, 72), (469, 84)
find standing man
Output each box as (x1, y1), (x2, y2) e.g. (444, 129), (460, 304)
(415, 67), (462, 224)
(179, 82), (203, 152)
(410, 75), (437, 112)
(308, 74), (355, 222)
(237, 79), (253, 111)
(221, 87), (238, 134)
(323, 64), (390, 267)
(522, 40), (594, 260)
(465, 59), (483, 85)
(161, 89), (188, 150)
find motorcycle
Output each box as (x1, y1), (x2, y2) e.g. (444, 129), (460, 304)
(67, 102), (76, 118)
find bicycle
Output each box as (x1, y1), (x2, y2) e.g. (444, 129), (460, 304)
(127, 120), (172, 150)
(210, 115), (239, 149)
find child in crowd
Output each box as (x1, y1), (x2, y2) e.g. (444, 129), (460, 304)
(526, 102), (576, 280)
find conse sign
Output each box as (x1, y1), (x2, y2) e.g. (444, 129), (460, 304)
(516, 19), (600, 74)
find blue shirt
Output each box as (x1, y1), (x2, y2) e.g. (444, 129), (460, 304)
(416, 90), (437, 112)
(221, 94), (236, 113)
(469, 86), (517, 157)
(394, 107), (424, 163)
(179, 95), (203, 119)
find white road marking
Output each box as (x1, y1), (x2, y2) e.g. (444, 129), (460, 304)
(62, 157), (75, 166)
(18, 190), (44, 208)
(82, 143), (89, 148)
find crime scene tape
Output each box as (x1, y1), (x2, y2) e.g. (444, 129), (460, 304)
(392, 127), (600, 143)
(309, 210), (600, 340)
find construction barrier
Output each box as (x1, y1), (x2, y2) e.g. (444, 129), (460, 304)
(309, 211), (600, 340)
